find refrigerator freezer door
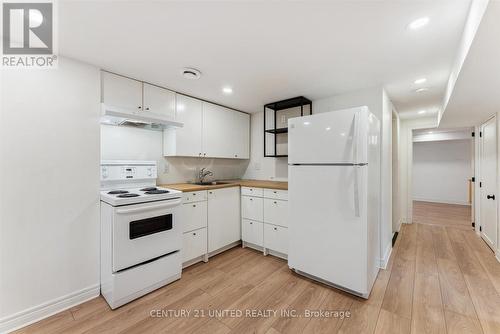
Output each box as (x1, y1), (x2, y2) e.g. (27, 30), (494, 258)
(288, 165), (369, 295)
(288, 107), (368, 165)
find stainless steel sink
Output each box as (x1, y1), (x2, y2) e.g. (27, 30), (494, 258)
(193, 181), (233, 186)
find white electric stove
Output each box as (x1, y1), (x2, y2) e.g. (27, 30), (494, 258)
(100, 160), (183, 309)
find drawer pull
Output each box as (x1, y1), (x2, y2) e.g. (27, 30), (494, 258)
(193, 232), (197, 236)
(209, 191), (213, 194)
(193, 193), (196, 195)
(193, 204), (196, 207)
(274, 201), (277, 204)
(250, 189), (253, 191)
(249, 198), (253, 201)
(250, 222), (253, 225)
(273, 191), (277, 194)
(274, 227), (277, 231)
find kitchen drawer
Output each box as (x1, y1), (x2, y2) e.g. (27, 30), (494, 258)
(241, 196), (264, 222)
(242, 219), (263, 247)
(263, 189), (288, 201)
(179, 201), (207, 233)
(241, 187), (264, 197)
(182, 227), (207, 263)
(264, 224), (288, 255)
(182, 190), (208, 203)
(263, 198), (288, 227)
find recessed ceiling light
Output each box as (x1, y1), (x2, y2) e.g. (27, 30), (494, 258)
(415, 87), (429, 93)
(414, 78), (427, 84)
(408, 17), (429, 30)
(181, 67), (201, 80)
(222, 87), (233, 94)
(418, 110), (427, 114)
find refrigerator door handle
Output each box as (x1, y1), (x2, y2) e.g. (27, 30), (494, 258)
(352, 111), (360, 164)
(354, 166), (361, 218)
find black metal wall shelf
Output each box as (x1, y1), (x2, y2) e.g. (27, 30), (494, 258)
(264, 96), (312, 157)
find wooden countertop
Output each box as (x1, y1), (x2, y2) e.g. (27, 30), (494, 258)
(160, 179), (288, 192)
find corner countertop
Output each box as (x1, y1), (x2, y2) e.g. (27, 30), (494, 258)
(159, 179), (288, 192)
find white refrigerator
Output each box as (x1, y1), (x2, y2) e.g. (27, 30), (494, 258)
(288, 106), (381, 298)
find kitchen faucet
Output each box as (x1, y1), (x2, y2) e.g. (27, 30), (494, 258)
(198, 167), (213, 183)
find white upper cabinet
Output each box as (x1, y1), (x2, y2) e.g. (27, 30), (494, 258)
(142, 83), (176, 119)
(202, 102), (234, 158)
(232, 111), (250, 159)
(101, 71), (142, 113)
(164, 94), (203, 157)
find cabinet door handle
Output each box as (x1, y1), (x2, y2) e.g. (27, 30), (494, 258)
(274, 201), (277, 204)
(487, 194), (495, 200)
(193, 204), (196, 207)
(250, 222), (253, 225)
(145, 107), (150, 111)
(209, 191), (213, 194)
(274, 227), (277, 231)
(203, 153), (206, 156)
(193, 232), (197, 236)
(273, 191), (277, 194)
(235, 154), (238, 157)
(249, 198), (253, 201)
(138, 106), (142, 109)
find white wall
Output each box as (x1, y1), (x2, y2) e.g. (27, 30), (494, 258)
(392, 113), (401, 233)
(413, 140), (472, 205)
(0, 58), (101, 332)
(101, 125), (249, 184)
(399, 117), (439, 223)
(243, 111), (288, 181)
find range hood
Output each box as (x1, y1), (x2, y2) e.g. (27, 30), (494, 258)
(101, 103), (183, 129)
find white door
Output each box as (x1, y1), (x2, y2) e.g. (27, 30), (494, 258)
(208, 187), (241, 252)
(231, 111), (250, 159)
(288, 164), (369, 294)
(288, 106), (369, 164)
(202, 102), (233, 158)
(142, 83), (176, 119)
(167, 94), (203, 157)
(480, 117), (497, 250)
(101, 71), (143, 113)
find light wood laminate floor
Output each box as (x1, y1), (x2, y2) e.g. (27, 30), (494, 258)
(14, 202), (500, 334)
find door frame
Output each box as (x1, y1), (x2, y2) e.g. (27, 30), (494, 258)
(478, 115), (498, 252)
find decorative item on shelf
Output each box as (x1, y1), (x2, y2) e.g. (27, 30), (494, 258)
(264, 96), (312, 157)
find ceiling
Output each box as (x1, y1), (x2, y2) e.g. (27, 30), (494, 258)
(58, 1), (471, 114)
(439, 1), (500, 128)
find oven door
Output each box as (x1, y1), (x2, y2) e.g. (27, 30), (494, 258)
(112, 198), (182, 272)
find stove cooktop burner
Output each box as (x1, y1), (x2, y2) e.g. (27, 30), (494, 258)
(117, 193), (140, 198)
(140, 187), (158, 192)
(108, 190), (129, 195)
(144, 190), (170, 195)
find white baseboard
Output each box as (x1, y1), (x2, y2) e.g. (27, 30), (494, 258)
(413, 198), (470, 206)
(379, 243), (393, 269)
(0, 284), (100, 334)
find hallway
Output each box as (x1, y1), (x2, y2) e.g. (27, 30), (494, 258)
(413, 200), (472, 230)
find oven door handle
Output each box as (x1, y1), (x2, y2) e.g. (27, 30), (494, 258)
(115, 199), (181, 214)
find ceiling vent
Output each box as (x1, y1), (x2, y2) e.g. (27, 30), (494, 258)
(181, 67), (202, 80)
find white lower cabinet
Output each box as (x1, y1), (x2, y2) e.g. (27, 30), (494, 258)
(241, 188), (288, 258)
(208, 187), (241, 253)
(263, 198), (288, 227)
(182, 228), (207, 263)
(241, 195), (264, 222)
(242, 219), (264, 247)
(179, 201), (207, 232)
(264, 224), (288, 255)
